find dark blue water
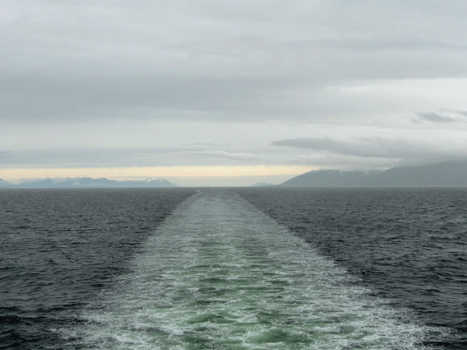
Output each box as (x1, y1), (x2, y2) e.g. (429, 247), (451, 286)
(1, 188), (466, 349)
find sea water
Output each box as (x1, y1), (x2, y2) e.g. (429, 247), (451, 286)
(63, 190), (443, 349)
(1, 188), (465, 349)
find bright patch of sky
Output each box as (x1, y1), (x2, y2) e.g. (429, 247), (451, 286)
(1, 1), (467, 185)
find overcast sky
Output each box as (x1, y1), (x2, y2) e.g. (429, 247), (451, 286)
(2, 1), (467, 186)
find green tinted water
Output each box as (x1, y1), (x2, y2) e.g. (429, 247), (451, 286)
(70, 191), (438, 349)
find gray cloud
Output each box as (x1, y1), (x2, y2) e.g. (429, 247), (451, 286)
(2, 1), (467, 176)
(453, 110), (467, 117)
(0, 149), (183, 168)
(272, 137), (437, 159)
(415, 110), (467, 123)
(0, 148), (265, 168)
(2, 1), (467, 125)
(417, 112), (457, 123)
(187, 143), (217, 146)
(0, 72), (292, 122)
(170, 37), (467, 57)
(183, 150), (262, 162)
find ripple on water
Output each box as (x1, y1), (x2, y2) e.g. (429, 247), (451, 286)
(62, 191), (447, 349)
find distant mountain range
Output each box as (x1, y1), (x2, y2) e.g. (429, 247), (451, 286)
(0, 177), (176, 189)
(251, 182), (275, 187)
(2, 161), (467, 188)
(280, 161), (467, 187)
(0, 179), (12, 188)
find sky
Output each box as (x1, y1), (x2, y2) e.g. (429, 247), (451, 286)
(1, 1), (467, 186)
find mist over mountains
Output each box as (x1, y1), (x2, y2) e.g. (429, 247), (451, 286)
(2, 161), (467, 188)
(280, 161), (467, 187)
(280, 170), (377, 187)
(0, 179), (12, 188)
(0, 177), (176, 189)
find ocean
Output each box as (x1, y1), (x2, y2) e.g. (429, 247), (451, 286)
(0, 188), (466, 349)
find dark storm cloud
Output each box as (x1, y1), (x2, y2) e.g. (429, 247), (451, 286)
(272, 137), (434, 159)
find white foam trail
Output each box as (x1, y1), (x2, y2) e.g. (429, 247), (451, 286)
(68, 190), (442, 349)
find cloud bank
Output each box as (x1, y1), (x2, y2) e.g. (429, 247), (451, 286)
(2, 1), (467, 183)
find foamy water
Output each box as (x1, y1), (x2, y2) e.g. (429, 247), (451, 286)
(66, 190), (441, 349)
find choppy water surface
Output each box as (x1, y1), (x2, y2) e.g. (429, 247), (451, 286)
(235, 187), (467, 349)
(66, 190), (441, 349)
(2, 188), (465, 349)
(0, 188), (196, 350)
